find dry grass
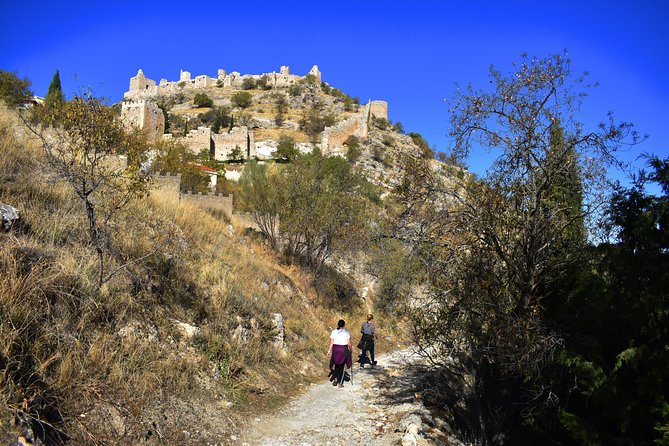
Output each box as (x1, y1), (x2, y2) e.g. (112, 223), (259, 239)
(254, 128), (312, 143)
(0, 107), (378, 443)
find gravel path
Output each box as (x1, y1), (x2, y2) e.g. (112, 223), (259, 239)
(239, 349), (428, 446)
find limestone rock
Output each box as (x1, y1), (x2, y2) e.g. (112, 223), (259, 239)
(401, 432), (417, 446)
(172, 319), (201, 340)
(0, 203), (20, 231)
(271, 313), (285, 350)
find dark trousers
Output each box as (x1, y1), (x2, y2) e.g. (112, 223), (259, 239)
(361, 343), (375, 365)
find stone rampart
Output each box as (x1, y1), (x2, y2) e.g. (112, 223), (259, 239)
(124, 65), (323, 99)
(321, 113), (368, 155)
(151, 173), (181, 198)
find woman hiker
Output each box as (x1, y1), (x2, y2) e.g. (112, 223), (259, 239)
(359, 314), (377, 369)
(327, 319), (352, 387)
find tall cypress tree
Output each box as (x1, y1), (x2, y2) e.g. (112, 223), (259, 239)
(45, 70), (63, 104)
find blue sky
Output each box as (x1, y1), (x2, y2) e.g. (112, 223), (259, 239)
(2, 0), (667, 180)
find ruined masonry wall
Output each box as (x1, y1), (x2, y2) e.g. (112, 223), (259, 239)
(151, 173), (181, 197)
(124, 65), (321, 99)
(151, 173), (234, 215)
(212, 127), (254, 160)
(183, 127), (212, 155)
(369, 100), (388, 121)
(321, 115), (368, 155)
(121, 100), (165, 144)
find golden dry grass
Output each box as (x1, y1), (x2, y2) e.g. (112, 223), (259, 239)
(254, 128), (312, 143)
(0, 106), (377, 443)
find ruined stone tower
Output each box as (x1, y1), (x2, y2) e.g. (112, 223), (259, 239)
(121, 99), (165, 144)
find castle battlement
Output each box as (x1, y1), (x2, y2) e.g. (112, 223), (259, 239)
(123, 65), (323, 99)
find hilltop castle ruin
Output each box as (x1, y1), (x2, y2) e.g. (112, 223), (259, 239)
(120, 65), (388, 159)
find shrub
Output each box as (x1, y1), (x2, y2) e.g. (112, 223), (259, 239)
(345, 135), (361, 164)
(242, 77), (257, 90)
(288, 84), (302, 97)
(274, 93), (288, 126)
(372, 117), (390, 130)
(0, 70), (32, 107)
(274, 136), (298, 162)
(257, 75), (272, 90)
(193, 93), (213, 108)
(409, 132), (434, 158)
(382, 135), (394, 146)
(231, 91), (252, 109)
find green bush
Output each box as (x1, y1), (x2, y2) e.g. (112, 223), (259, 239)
(274, 136), (299, 162)
(257, 75), (272, 90)
(345, 135), (361, 164)
(193, 93), (213, 108)
(0, 70), (32, 107)
(242, 77), (257, 90)
(231, 91), (252, 109)
(288, 84), (302, 97)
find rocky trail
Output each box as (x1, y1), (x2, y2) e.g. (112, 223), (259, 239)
(237, 349), (456, 446)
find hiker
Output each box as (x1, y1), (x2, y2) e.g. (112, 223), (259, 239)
(359, 314), (377, 369)
(327, 319), (352, 387)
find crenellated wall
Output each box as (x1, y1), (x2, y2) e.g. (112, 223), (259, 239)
(124, 65), (322, 100)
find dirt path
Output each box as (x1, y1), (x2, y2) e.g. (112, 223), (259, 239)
(238, 349), (432, 446)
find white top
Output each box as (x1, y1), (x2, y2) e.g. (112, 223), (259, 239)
(330, 328), (350, 345)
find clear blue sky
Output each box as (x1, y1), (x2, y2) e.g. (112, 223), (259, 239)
(2, 0), (667, 179)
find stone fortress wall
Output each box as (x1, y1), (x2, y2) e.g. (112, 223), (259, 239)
(164, 126), (256, 161)
(123, 65), (322, 100)
(150, 172), (256, 229)
(121, 65), (387, 161)
(321, 100), (389, 155)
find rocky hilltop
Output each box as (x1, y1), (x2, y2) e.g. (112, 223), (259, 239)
(119, 65), (441, 191)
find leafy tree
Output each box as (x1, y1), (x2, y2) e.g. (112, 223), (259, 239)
(200, 106), (231, 133)
(238, 161), (281, 248)
(300, 74), (317, 85)
(273, 136), (299, 162)
(152, 138), (210, 193)
(193, 92), (213, 108)
(0, 70), (32, 107)
(408, 132), (433, 158)
(274, 93), (288, 126)
(396, 52), (641, 443)
(344, 135), (361, 164)
(299, 101), (334, 143)
(24, 93), (151, 287)
(228, 145), (244, 163)
(372, 116), (390, 130)
(537, 156), (669, 445)
(257, 75), (272, 90)
(393, 121), (405, 134)
(279, 153), (370, 273)
(242, 77), (257, 90)
(231, 91), (252, 109)
(288, 84), (302, 97)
